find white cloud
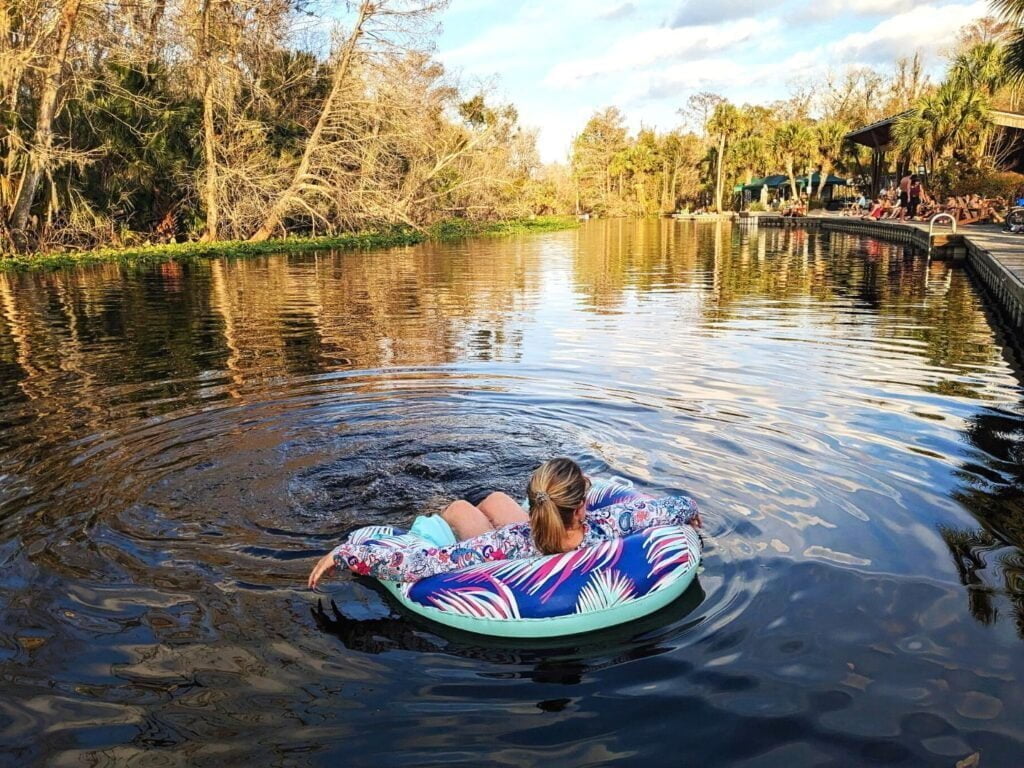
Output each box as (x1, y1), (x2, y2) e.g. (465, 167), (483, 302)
(802, 0), (937, 21)
(612, 58), (771, 105)
(440, 0), (613, 69)
(440, 22), (537, 65)
(544, 18), (775, 87)
(528, 104), (595, 161)
(670, 0), (775, 26)
(598, 2), (636, 20)
(823, 1), (988, 63)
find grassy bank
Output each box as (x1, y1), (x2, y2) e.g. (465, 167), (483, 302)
(0, 216), (579, 272)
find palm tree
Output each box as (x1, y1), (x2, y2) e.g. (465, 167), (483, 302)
(813, 119), (850, 198)
(992, 1), (1024, 83)
(707, 102), (740, 212)
(772, 121), (815, 199)
(951, 40), (1009, 96)
(730, 136), (767, 186)
(894, 79), (991, 171)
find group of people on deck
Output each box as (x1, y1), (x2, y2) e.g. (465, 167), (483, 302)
(860, 173), (928, 222)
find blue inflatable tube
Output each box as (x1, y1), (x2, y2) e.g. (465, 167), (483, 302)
(350, 523), (702, 638)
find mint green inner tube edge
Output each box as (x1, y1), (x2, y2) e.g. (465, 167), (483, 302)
(379, 562), (699, 639)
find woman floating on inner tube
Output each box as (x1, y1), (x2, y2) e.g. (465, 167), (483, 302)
(307, 457), (702, 588)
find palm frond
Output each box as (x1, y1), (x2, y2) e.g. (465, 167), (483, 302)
(575, 569), (637, 613)
(991, 0), (1024, 24)
(427, 575), (521, 619)
(1006, 32), (1024, 85)
(445, 537), (626, 602)
(644, 526), (697, 580)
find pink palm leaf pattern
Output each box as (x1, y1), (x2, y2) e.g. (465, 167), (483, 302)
(426, 573), (521, 619)
(644, 526), (699, 592)
(446, 537), (625, 602)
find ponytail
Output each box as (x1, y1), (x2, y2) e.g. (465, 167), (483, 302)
(530, 496), (566, 555)
(527, 457), (587, 555)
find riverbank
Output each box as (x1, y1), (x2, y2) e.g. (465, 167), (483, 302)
(0, 216), (579, 272)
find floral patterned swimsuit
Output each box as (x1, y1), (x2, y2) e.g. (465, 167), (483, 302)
(330, 485), (700, 584)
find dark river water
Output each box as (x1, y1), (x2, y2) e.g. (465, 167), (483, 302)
(1, 220), (1023, 766)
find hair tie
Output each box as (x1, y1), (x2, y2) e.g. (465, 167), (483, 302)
(535, 491), (549, 503)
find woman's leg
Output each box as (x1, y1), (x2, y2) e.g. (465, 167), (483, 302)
(441, 500), (494, 541)
(477, 492), (529, 528)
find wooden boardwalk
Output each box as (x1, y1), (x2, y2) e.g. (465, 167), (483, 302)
(953, 225), (1024, 329)
(748, 213), (1024, 329)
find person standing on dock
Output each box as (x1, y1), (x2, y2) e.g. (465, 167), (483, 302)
(898, 172), (912, 221)
(908, 175), (925, 220)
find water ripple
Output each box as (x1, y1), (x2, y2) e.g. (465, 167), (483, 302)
(0, 221), (1022, 765)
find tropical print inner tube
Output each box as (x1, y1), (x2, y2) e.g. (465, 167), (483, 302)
(349, 523), (702, 638)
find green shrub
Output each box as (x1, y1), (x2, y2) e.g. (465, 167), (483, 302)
(929, 159), (1024, 200)
(3, 217), (580, 272)
(428, 218), (478, 239)
(747, 201), (766, 212)
(965, 170), (1024, 199)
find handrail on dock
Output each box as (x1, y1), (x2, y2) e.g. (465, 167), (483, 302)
(927, 213), (957, 258)
(929, 213), (956, 236)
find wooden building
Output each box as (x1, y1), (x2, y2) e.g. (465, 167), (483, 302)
(845, 109), (1024, 195)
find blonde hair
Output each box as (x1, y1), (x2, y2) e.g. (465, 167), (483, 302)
(527, 458), (587, 555)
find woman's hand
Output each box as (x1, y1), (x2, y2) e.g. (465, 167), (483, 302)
(308, 551), (338, 590)
(688, 510), (703, 530)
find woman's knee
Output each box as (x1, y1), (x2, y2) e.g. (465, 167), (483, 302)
(441, 500), (493, 540)
(478, 492), (529, 527)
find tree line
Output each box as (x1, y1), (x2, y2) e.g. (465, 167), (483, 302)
(569, 15), (1024, 216)
(5, 2), (1024, 255)
(1, 0), (550, 253)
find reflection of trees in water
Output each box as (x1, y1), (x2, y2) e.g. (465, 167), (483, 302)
(0, 223), (1005, 429)
(0, 245), (534, 451)
(686, 227), (939, 326)
(699, 227), (1005, 400)
(716, 228), (934, 312)
(946, 400), (1024, 639)
(0, 264), (228, 446)
(570, 219), (710, 311)
(209, 245), (530, 383)
(939, 525), (1024, 638)
(569, 220), (852, 315)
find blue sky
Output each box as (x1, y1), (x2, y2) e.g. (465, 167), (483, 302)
(434, 0), (989, 161)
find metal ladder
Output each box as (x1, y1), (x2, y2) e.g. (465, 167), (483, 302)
(927, 213), (956, 258)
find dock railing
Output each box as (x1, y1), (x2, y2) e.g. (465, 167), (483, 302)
(928, 213), (957, 258)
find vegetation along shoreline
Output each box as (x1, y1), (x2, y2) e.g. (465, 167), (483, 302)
(0, 217), (579, 273)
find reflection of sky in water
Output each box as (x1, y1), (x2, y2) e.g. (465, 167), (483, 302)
(448, 223), (1015, 588)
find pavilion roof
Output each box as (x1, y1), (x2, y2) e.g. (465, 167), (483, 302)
(846, 109), (1024, 149)
(737, 173), (849, 192)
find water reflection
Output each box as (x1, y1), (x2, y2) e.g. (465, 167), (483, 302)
(1, 220), (1023, 764)
(943, 387), (1024, 637)
(311, 577), (706, 684)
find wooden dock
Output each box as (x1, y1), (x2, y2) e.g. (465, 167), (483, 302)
(747, 213), (1024, 329)
(671, 213), (737, 222)
(958, 226), (1024, 329)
